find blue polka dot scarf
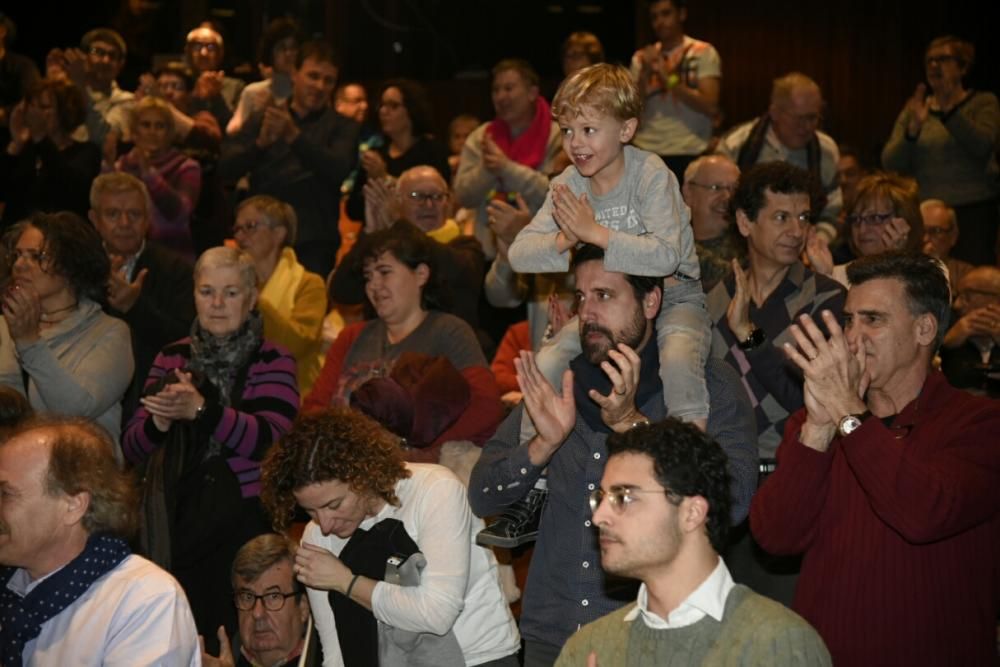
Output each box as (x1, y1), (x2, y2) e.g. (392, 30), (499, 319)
(0, 534), (130, 667)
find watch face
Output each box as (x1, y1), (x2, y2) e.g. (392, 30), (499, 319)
(839, 415), (862, 436)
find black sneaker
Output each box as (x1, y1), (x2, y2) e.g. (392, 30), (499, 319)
(476, 485), (548, 548)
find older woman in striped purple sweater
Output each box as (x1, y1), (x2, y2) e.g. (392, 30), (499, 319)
(122, 246), (299, 652)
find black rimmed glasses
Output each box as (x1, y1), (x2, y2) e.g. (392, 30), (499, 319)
(233, 589), (298, 611)
(925, 54), (958, 67)
(405, 191), (448, 204)
(589, 485), (672, 514)
(846, 212), (893, 228)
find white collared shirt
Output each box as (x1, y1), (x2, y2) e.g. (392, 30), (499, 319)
(6, 555), (201, 666)
(624, 557), (734, 629)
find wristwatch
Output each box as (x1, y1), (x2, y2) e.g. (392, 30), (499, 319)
(837, 411), (871, 437)
(737, 327), (766, 351)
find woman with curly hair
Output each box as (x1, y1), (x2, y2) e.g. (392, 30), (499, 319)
(261, 407), (520, 667)
(0, 212), (133, 454)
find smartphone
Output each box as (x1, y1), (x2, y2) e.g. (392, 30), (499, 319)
(271, 72), (293, 104)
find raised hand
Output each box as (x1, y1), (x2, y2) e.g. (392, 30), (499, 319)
(515, 350), (575, 460)
(588, 343), (646, 432)
(295, 543), (351, 592)
(360, 149), (388, 179)
(551, 184), (605, 247)
(2, 283), (42, 345)
(107, 259), (149, 313)
(481, 132), (509, 173)
(487, 193), (531, 245)
(804, 226), (834, 276)
(905, 83), (929, 137)
(200, 627), (234, 667)
(880, 216), (911, 251)
(725, 259), (753, 342)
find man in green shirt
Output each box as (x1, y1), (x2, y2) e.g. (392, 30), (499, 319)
(556, 419), (830, 666)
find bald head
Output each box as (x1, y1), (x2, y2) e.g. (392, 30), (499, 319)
(956, 266), (1000, 315)
(186, 25), (224, 72)
(682, 155), (740, 241)
(396, 166), (450, 233)
(769, 72), (823, 151)
(921, 199), (959, 259)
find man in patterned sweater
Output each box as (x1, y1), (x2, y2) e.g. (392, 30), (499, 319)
(556, 419), (830, 666)
(706, 162), (844, 605)
(706, 162), (845, 466)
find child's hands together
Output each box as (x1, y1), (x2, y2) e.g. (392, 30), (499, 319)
(552, 184), (607, 249)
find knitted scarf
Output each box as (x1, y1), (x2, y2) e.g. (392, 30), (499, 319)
(570, 336), (663, 434)
(486, 96), (552, 170)
(187, 309), (263, 406)
(0, 534), (130, 667)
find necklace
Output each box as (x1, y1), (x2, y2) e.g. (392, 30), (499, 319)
(40, 302), (78, 323)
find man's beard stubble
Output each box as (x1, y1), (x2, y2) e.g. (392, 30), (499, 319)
(580, 307), (647, 365)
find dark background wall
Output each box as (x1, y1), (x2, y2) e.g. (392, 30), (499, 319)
(6, 0), (996, 167)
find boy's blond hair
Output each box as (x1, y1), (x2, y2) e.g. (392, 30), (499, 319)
(551, 63), (642, 122)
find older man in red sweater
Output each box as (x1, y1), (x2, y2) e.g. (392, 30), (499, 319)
(750, 251), (1000, 666)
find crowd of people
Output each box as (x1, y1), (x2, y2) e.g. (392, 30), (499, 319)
(1, 2), (999, 666)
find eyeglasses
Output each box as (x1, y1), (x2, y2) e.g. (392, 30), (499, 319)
(405, 191), (447, 204)
(923, 226), (954, 237)
(380, 100), (403, 111)
(589, 486), (672, 515)
(925, 55), (958, 67)
(232, 220), (273, 236)
(233, 590), (298, 611)
(779, 109), (822, 127)
(88, 45), (122, 61)
(846, 212), (893, 228)
(188, 41), (220, 53)
(8, 248), (50, 266)
(686, 181), (736, 195)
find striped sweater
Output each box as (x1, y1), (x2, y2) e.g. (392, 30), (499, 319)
(122, 338), (299, 497)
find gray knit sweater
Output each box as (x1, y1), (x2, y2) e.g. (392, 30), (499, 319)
(555, 584), (831, 667)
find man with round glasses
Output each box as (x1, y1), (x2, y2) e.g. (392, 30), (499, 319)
(202, 533), (319, 667)
(557, 419), (830, 665)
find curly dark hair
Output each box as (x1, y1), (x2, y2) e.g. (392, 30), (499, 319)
(606, 418), (732, 553)
(847, 251), (951, 350)
(6, 212), (111, 304)
(26, 78), (87, 135)
(355, 220), (447, 312)
(729, 161), (819, 223)
(257, 17), (302, 67)
(380, 78), (434, 137)
(261, 408), (411, 531)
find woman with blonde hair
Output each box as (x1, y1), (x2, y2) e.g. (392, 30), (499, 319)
(233, 195), (327, 394)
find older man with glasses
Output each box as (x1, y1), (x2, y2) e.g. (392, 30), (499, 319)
(681, 154), (742, 291)
(717, 72), (843, 232)
(58, 27), (134, 149)
(202, 534), (320, 667)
